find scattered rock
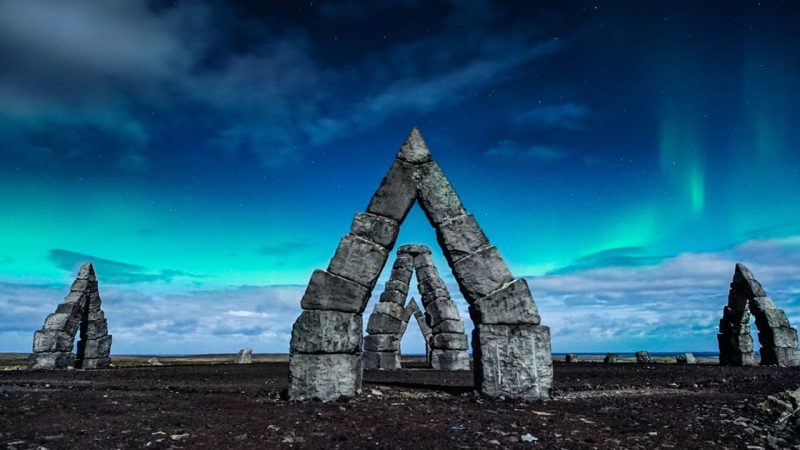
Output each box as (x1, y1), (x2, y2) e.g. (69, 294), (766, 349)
(520, 433), (537, 443)
(234, 348), (253, 364)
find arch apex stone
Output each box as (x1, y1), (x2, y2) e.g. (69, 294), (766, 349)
(396, 127), (432, 164)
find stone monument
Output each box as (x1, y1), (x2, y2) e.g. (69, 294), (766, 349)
(28, 263), (112, 370)
(288, 128), (551, 401)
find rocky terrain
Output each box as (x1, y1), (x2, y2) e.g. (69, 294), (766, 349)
(1, 360), (799, 449)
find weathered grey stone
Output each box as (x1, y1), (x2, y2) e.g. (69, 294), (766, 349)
(70, 279), (96, 292)
(364, 334), (400, 352)
(603, 353), (618, 364)
(384, 279), (409, 295)
(290, 311), (361, 354)
(27, 351), (75, 370)
(366, 159), (418, 223)
(234, 348), (253, 364)
(436, 213), (489, 263)
(63, 291), (87, 305)
(676, 352), (696, 364)
(432, 319), (465, 334)
(397, 244), (431, 255)
(390, 267), (413, 285)
(33, 330), (74, 353)
(379, 290), (406, 306)
(732, 263), (767, 297)
(43, 313), (80, 336)
(417, 161), (466, 225)
(373, 302), (405, 321)
(396, 127), (433, 165)
(367, 313), (403, 334)
(473, 324), (552, 400)
(425, 297), (462, 327)
(350, 212), (400, 249)
(758, 327), (799, 349)
(753, 303), (792, 329)
(431, 333), (468, 350)
(78, 335), (112, 358)
(413, 253), (434, 269)
(300, 270), (371, 313)
(761, 347), (800, 367)
(362, 351), (400, 370)
(76, 262), (97, 280)
(430, 349), (470, 370)
(565, 353), (579, 363)
(393, 253), (415, 269)
(421, 289), (450, 307)
(724, 350), (758, 366)
(635, 350), (653, 364)
(80, 357), (111, 369)
(470, 279), (540, 325)
(417, 273), (447, 296)
(327, 235), (388, 289)
(288, 353), (362, 401)
(55, 301), (82, 316)
(87, 309), (106, 322)
(452, 246), (513, 303)
(83, 319), (108, 340)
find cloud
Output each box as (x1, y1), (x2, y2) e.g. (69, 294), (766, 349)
(485, 140), (569, 162)
(0, 1), (574, 169)
(516, 102), (590, 130)
(48, 249), (197, 284)
(548, 247), (666, 275)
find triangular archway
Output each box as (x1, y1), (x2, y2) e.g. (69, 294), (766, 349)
(28, 262), (113, 370)
(288, 128), (552, 401)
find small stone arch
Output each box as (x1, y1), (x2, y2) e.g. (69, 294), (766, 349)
(28, 263), (113, 370)
(288, 128), (551, 401)
(718, 263), (800, 366)
(363, 244), (468, 370)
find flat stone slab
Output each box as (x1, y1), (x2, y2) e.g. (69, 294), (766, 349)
(430, 349), (470, 370)
(84, 319), (108, 340)
(395, 128), (433, 164)
(452, 246), (513, 303)
(364, 334), (401, 352)
(327, 235), (388, 289)
(33, 330), (75, 353)
(43, 313), (80, 336)
(289, 353), (362, 401)
(27, 351), (75, 370)
(432, 319), (465, 334)
(474, 324), (552, 400)
(362, 351), (400, 370)
(436, 213), (489, 264)
(300, 270), (371, 313)
(635, 351), (653, 363)
(676, 353), (696, 364)
(367, 312), (403, 335)
(366, 159), (418, 223)
(373, 302), (406, 321)
(431, 333), (468, 350)
(471, 278), (540, 325)
(350, 212), (399, 249)
(234, 348), (253, 364)
(758, 327), (799, 349)
(425, 297), (462, 327)
(77, 335), (112, 359)
(379, 290), (406, 306)
(397, 244), (432, 255)
(291, 311), (362, 354)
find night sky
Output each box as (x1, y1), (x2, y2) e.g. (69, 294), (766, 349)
(2, 1), (799, 355)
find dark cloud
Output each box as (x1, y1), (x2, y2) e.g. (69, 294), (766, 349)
(547, 247), (666, 275)
(48, 249), (197, 284)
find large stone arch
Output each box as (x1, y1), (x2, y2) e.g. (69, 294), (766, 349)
(363, 244), (468, 370)
(289, 128), (552, 401)
(718, 263), (800, 366)
(28, 263), (113, 370)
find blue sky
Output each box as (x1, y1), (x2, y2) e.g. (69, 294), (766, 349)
(1, 0), (799, 354)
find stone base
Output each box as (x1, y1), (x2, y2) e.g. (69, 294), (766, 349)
(719, 350), (757, 366)
(430, 349), (470, 370)
(760, 347), (800, 367)
(78, 357), (111, 369)
(473, 324), (552, 400)
(362, 350), (400, 370)
(28, 351), (75, 370)
(288, 353), (362, 401)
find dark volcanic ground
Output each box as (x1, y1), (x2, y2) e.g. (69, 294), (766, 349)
(1, 362), (799, 449)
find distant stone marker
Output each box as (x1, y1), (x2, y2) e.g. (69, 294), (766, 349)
(28, 262), (112, 370)
(718, 263), (800, 367)
(565, 353), (579, 363)
(635, 350), (653, 364)
(235, 348), (253, 364)
(676, 353), (696, 364)
(288, 128), (551, 401)
(604, 353), (618, 364)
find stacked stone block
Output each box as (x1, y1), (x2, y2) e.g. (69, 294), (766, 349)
(28, 263), (112, 370)
(288, 128), (551, 401)
(718, 263), (800, 367)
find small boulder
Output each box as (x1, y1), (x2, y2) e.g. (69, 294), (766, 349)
(635, 350), (654, 363)
(604, 353), (618, 364)
(675, 352), (697, 364)
(234, 348), (253, 364)
(147, 358), (163, 366)
(565, 353), (579, 363)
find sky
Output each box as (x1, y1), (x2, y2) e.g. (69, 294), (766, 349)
(1, 0), (799, 355)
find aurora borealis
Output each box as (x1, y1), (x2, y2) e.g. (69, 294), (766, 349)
(1, 1), (799, 354)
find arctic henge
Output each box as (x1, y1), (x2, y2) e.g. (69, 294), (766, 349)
(288, 128), (552, 401)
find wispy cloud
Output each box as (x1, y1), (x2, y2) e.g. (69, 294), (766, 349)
(48, 249), (198, 284)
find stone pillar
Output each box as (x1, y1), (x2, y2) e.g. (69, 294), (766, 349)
(29, 263), (112, 370)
